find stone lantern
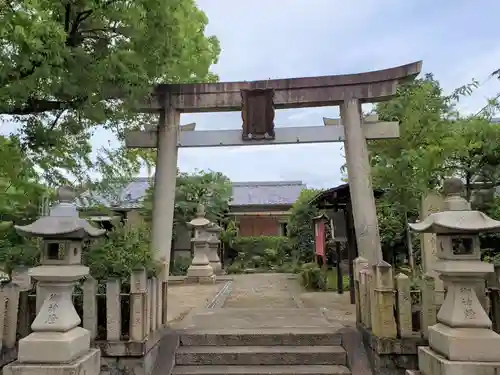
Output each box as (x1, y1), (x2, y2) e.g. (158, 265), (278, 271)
(206, 223), (222, 275)
(409, 178), (500, 374)
(186, 204), (216, 283)
(4, 186), (105, 375)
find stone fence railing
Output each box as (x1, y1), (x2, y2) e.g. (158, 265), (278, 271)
(354, 257), (500, 339)
(354, 257), (500, 374)
(0, 268), (166, 368)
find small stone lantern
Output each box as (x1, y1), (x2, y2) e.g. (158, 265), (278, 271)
(206, 223), (222, 275)
(186, 205), (216, 283)
(409, 178), (500, 372)
(4, 186), (105, 375)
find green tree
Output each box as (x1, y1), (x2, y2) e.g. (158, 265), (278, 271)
(287, 188), (321, 263)
(444, 118), (500, 201)
(0, 0), (220, 185)
(0, 135), (49, 220)
(368, 73), (500, 265)
(371, 74), (451, 206)
(141, 169), (232, 240)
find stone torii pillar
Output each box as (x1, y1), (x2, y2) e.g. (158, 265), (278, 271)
(152, 100), (179, 284)
(324, 112), (396, 265)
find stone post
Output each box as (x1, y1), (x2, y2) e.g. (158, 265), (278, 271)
(106, 278), (121, 341)
(419, 275), (436, 340)
(129, 268), (147, 341)
(82, 276), (98, 340)
(353, 257), (369, 324)
(206, 223), (222, 275)
(396, 273), (413, 337)
(186, 205), (216, 284)
(371, 261), (397, 338)
(341, 99), (382, 265)
(421, 192), (445, 305)
(359, 268), (372, 328)
(4, 186), (105, 375)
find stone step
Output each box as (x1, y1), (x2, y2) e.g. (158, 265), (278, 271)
(175, 345), (347, 366)
(172, 364), (351, 375)
(180, 329), (342, 346)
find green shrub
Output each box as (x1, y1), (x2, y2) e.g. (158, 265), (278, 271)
(299, 262), (350, 291)
(276, 261), (302, 274)
(287, 189), (321, 262)
(231, 236), (292, 270)
(0, 225), (41, 275)
(0, 221), (160, 283)
(226, 261), (244, 274)
(171, 256), (191, 276)
(300, 262), (324, 290)
(84, 224), (160, 282)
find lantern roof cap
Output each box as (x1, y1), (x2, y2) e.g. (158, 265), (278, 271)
(207, 222), (222, 232)
(14, 186), (106, 239)
(409, 178), (500, 234)
(409, 210), (500, 234)
(187, 204), (211, 227)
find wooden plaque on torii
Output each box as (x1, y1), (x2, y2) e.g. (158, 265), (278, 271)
(241, 88), (276, 141)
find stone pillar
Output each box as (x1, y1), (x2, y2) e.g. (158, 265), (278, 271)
(207, 224), (222, 275)
(151, 97), (180, 281)
(421, 192), (445, 304)
(341, 99), (382, 265)
(353, 256), (369, 324)
(395, 273), (413, 337)
(371, 261), (397, 338)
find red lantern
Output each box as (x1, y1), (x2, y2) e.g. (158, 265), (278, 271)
(313, 214), (328, 265)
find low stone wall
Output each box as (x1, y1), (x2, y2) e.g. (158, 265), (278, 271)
(359, 324), (426, 375)
(99, 327), (179, 375)
(98, 279), (232, 375)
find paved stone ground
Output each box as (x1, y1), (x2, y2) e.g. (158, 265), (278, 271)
(172, 273), (356, 330)
(222, 273), (302, 309)
(166, 282), (226, 324)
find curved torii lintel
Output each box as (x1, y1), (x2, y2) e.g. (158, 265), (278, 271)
(140, 60), (422, 113)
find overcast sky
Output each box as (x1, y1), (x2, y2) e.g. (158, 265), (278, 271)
(166, 0), (500, 188)
(3, 1), (500, 189)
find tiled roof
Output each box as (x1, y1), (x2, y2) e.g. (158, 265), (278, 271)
(76, 177), (152, 209)
(77, 178), (305, 209)
(231, 181), (305, 206)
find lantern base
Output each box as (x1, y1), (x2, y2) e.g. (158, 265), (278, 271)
(186, 274), (216, 284)
(418, 346), (500, 375)
(187, 264), (214, 279)
(429, 323), (500, 362)
(4, 348), (100, 375)
(209, 260), (222, 275)
(17, 326), (90, 364)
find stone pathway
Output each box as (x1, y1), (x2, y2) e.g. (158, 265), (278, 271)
(167, 282), (226, 324)
(222, 273), (302, 309)
(172, 273), (356, 330)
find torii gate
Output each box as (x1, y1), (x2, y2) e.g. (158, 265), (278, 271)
(126, 61), (422, 284)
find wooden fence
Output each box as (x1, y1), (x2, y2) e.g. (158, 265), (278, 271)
(354, 257), (500, 339)
(0, 268), (166, 363)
